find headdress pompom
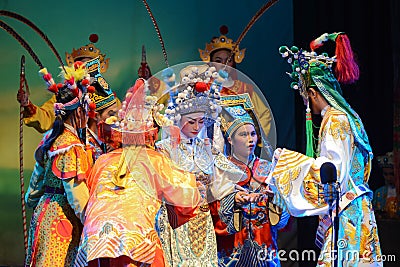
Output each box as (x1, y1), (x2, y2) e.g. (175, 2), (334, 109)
(334, 34), (360, 84)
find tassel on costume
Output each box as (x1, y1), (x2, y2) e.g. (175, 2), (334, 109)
(305, 104), (314, 157)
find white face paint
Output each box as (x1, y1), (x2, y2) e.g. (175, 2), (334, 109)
(179, 112), (205, 138)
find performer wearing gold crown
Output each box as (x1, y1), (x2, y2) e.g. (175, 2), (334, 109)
(199, 25), (273, 155)
(24, 63), (92, 266)
(373, 151), (400, 219)
(210, 98), (290, 267)
(268, 33), (382, 266)
(17, 34), (118, 134)
(155, 64), (246, 267)
(74, 78), (201, 267)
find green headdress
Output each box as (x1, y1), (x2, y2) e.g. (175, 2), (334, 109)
(279, 32), (372, 156)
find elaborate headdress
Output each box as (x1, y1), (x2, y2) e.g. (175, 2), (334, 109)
(65, 34), (109, 73)
(84, 56), (116, 114)
(220, 101), (255, 138)
(39, 61), (92, 116)
(163, 64), (225, 126)
(199, 25), (246, 64)
(377, 152), (394, 169)
(198, 0), (280, 65)
(279, 32), (371, 156)
(99, 78), (173, 147)
(219, 94), (269, 156)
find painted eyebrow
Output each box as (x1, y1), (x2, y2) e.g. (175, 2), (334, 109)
(186, 116), (205, 121)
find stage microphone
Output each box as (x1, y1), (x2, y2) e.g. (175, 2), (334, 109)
(320, 162), (340, 267)
(320, 162), (338, 208)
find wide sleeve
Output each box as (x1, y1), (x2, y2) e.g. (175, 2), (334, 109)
(273, 210), (291, 230)
(208, 152), (246, 201)
(268, 114), (353, 217)
(218, 192), (241, 234)
(148, 151), (201, 228)
(25, 162), (46, 208)
(151, 151), (201, 208)
(51, 145), (91, 181)
(62, 178), (89, 223)
(23, 95), (56, 133)
(52, 144), (91, 222)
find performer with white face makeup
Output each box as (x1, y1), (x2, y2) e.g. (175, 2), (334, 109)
(155, 63), (245, 267)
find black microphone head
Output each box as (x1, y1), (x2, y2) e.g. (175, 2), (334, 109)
(320, 162), (337, 184)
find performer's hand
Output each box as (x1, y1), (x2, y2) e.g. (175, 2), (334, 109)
(204, 138), (210, 146)
(17, 90), (29, 106)
(235, 191), (248, 206)
(243, 192), (265, 203)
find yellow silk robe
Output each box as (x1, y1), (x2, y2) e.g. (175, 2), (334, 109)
(75, 146), (200, 266)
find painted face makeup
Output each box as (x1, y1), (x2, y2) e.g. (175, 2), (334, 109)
(180, 112), (206, 138)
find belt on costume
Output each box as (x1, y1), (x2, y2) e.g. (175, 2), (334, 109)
(44, 186), (65, 195)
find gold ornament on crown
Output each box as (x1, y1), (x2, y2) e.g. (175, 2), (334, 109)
(199, 34), (246, 64)
(65, 43), (110, 73)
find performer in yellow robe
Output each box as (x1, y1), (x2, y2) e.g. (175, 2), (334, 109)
(17, 34), (115, 133)
(75, 79), (201, 267)
(24, 64), (91, 266)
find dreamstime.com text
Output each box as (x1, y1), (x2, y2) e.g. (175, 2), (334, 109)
(257, 239), (396, 263)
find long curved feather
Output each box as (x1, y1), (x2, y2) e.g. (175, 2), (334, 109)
(141, 0), (169, 67)
(229, 0), (280, 63)
(0, 20), (43, 69)
(0, 10), (66, 72)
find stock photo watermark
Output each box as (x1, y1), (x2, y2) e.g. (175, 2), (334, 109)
(257, 239), (396, 263)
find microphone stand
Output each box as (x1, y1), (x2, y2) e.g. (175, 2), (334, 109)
(333, 183), (340, 267)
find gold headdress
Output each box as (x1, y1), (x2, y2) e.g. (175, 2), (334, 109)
(65, 34), (110, 73)
(199, 25), (246, 64)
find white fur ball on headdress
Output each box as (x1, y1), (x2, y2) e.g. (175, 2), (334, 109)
(164, 64), (227, 125)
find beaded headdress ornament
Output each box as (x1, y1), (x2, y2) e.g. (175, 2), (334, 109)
(162, 64), (226, 126)
(279, 32), (371, 156)
(39, 61), (93, 116)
